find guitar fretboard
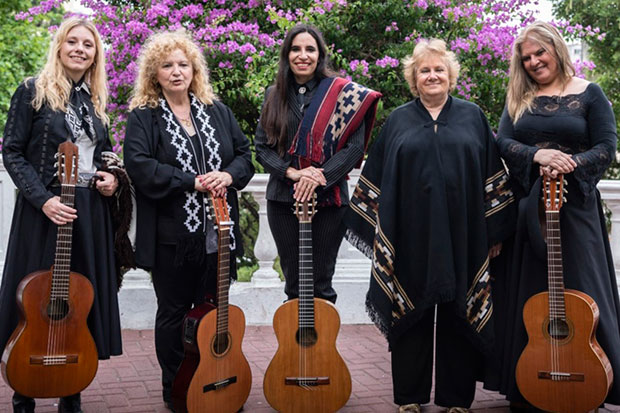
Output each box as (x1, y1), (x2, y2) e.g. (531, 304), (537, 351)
(50, 184), (75, 300)
(298, 221), (315, 328)
(546, 209), (566, 320)
(216, 226), (232, 337)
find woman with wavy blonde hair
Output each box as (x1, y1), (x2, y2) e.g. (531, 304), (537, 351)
(33, 17), (109, 124)
(124, 29), (253, 409)
(1, 17), (133, 413)
(496, 21), (620, 407)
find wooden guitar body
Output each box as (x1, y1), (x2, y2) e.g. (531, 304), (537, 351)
(263, 298), (352, 413)
(1, 268), (98, 398)
(516, 289), (612, 413)
(171, 300), (216, 412)
(185, 305), (251, 413)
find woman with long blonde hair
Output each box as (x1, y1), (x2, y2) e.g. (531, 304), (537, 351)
(496, 21), (620, 407)
(0, 17), (132, 413)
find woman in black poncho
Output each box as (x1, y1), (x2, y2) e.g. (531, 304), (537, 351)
(344, 39), (515, 412)
(0, 18), (132, 413)
(495, 21), (620, 407)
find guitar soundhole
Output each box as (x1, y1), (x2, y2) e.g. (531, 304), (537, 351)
(548, 318), (570, 340)
(296, 327), (317, 347)
(212, 332), (230, 356)
(46, 298), (69, 321)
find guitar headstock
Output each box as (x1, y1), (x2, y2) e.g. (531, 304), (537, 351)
(209, 191), (233, 229)
(294, 193), (317, 223)
(542, 174), (567, 212)
(57, 141), (79, 186)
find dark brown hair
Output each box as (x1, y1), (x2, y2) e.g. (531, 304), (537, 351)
(259, 24), (336, 155)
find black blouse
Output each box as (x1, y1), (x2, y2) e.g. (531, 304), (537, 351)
(497, 83), (617, 199)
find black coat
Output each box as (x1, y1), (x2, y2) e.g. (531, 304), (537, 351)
(2, 78), (109, 209)
(124, 99), (254, 270)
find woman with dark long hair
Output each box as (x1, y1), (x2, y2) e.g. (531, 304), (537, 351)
(255, 24), (381, 302)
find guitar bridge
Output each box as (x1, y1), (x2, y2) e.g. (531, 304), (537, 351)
(285, 377), (330, 386)
(538, 371), (585, 381)
(203, 376), (237, 393)
(30, 355), (78, 365)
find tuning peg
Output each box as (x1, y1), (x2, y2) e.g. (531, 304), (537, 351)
(53, 162), (58, 168)
(563, 188), (568, 193)
(54, 153), (59, 159)
(563, 197), (567, 203)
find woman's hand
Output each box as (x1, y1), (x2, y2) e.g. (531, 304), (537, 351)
(533, 149), (577, 174)
(539, 165), (560, 179)
(95, 171), (118, 197)
(489, 243), (502, 258)
(199, 171), (233, 198)
(286, 166), (326, 185)
(294, 176), (321, 203)
(42, 196), (77, 225)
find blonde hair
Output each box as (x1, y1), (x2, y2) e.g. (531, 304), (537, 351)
(402, 39), (460, 97)
(507, 21), (575, 123)
(32, 18), (108, 125)
(129, 30), (217, 110)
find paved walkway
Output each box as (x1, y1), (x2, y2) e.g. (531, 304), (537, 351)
(1, 325), (618, 412)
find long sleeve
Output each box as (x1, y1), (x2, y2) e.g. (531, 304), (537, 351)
(572, 83), (617, 196)
(254, 88), (291, 179)
(321, 122), (365, 190)
(123, 109), (195, 200)
(220, 104), (254, 190)
(496, 107), (538, 194)
(2, 82), (55, 209)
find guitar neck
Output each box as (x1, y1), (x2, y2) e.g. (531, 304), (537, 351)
(216, 225), (232, 336)
(51, 184), (75, 300)
(298, 220), (315, 328)
(546, 209), (566, 319)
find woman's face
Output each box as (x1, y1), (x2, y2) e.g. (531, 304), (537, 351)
(156, 48), (193, 96)
(288, 32), (319, 84)
(59, 25), (96, 83)
(415, 55), (450, 101)
(520, 38), (559, 87)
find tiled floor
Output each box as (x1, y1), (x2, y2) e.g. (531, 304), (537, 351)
(1, 325), (618, 412)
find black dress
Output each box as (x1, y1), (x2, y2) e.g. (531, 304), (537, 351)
(495, 82), (620, 404)
(344, 96), (516, 407)
(0, 79), (122, 360)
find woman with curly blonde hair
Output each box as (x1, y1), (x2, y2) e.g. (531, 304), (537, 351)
(124, 30), (253, 410)
(1, 17), (132, 413)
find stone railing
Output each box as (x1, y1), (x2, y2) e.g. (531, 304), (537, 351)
(2, 160), (620, 328)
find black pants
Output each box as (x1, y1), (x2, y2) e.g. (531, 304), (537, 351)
(267, 201), (346, 303)
(152, 245), (218, 403)
(391, 304), (482, 408)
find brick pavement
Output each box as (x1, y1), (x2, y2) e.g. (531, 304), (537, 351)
(1, 325), (618, 412)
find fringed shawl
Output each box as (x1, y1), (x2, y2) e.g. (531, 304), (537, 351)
(289, 77), (382, 206)
(344, 97), (516, 351)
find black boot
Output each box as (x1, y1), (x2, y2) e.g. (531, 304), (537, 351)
(58, 393), (83, 413)
(12, 393), (35, 413)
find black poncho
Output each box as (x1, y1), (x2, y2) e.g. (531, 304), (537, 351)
(344, 96), (515, 352)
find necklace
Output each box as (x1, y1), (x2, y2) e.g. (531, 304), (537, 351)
(178, 115), (192, 128)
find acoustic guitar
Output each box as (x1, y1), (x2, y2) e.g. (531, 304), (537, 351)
(263, 196), (352, 413)
(515, 174), (613, 412)
(1, 141), (98, 398)
(172, 193), (251, 413)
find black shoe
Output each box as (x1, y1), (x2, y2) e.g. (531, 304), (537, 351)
(165, 400), (176, 412)
(12, 393), (35, 413)
(58, 393), (83, 413)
